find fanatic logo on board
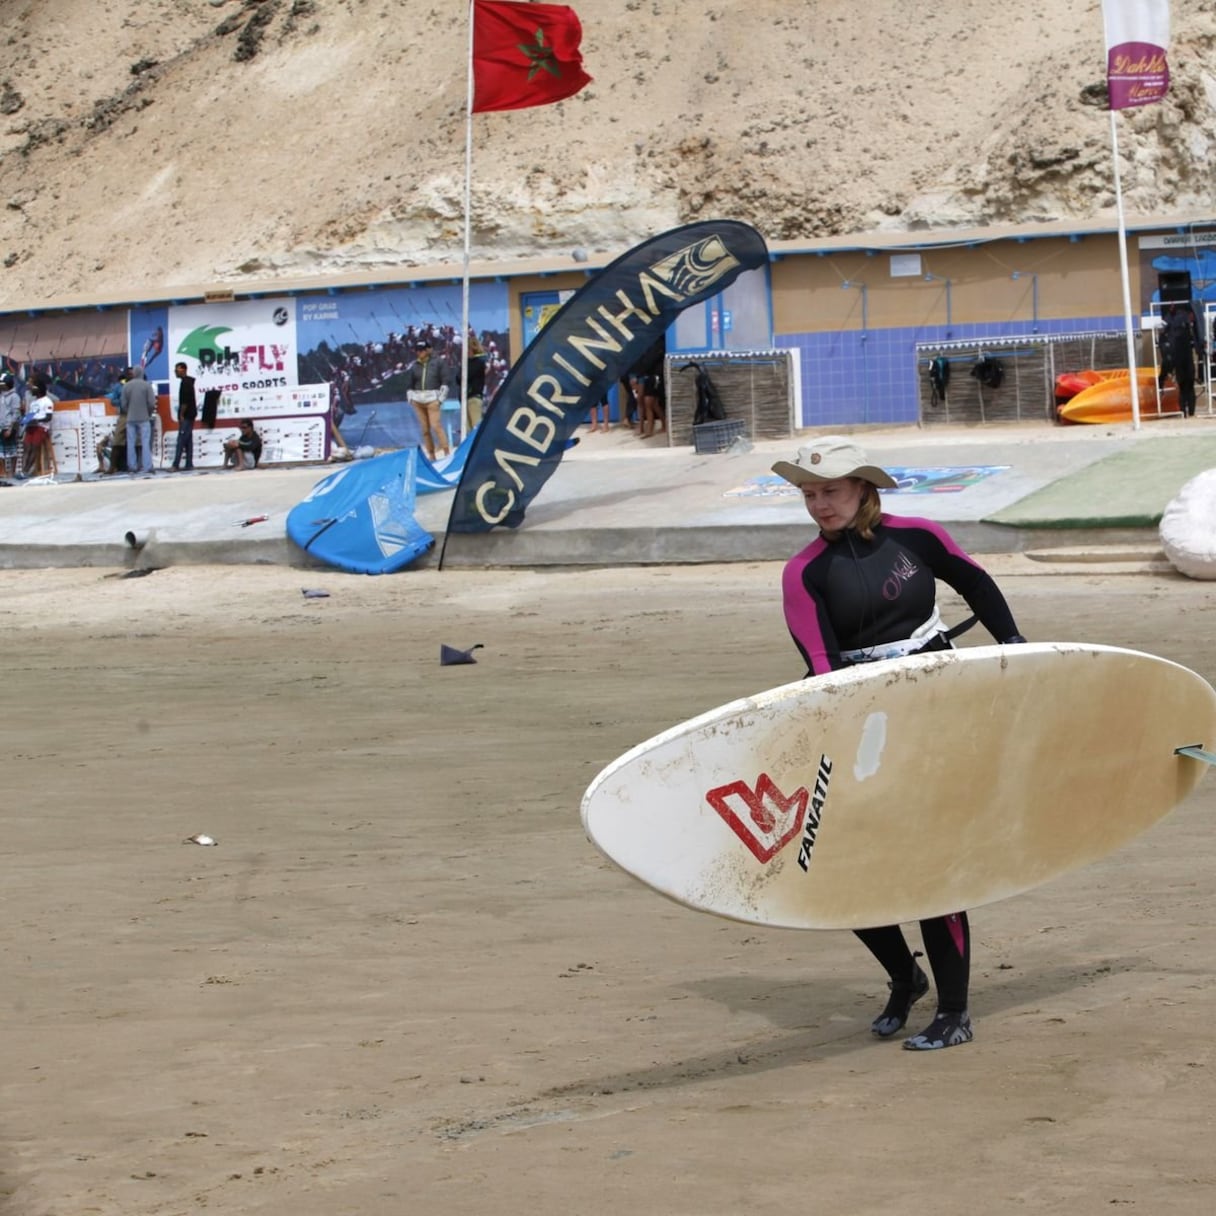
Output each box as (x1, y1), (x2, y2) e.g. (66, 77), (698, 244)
(705, 773), (809, 864)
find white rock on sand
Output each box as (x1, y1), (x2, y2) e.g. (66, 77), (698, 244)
(1160, 467), (1216, 579)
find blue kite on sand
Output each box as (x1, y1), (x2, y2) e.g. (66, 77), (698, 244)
(286, 448), (434, 574)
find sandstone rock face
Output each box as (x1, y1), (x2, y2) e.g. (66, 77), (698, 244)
(1, 1), (1214, 304)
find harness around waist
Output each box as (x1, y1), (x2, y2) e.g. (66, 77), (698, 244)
(841, 608), (946, 664)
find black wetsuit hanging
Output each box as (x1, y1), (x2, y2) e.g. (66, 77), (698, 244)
(929, 356), (949, 406)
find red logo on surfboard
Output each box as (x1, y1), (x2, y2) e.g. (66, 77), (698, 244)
(705, 774), (809, 864)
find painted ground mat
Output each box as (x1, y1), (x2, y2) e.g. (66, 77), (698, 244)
(727, 465), (1010, 499)
(985, 435), (1216, 528)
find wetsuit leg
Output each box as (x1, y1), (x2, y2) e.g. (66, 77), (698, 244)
(858, 924), (931, 1036)
(919, 912), (970, 1012)
(1176, 359), (1196, 416)
(854, 925), (916, 979)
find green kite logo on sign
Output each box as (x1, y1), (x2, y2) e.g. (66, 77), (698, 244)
(177, 325), (234, 361)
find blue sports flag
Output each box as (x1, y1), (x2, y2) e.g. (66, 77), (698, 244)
(443, 220), (768, 543)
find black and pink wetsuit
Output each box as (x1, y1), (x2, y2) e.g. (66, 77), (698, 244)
(781, 513), (1020, 675)
(779, 513), (1023, 1020)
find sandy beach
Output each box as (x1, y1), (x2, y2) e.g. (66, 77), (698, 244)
(4, 560), (1216, 1215)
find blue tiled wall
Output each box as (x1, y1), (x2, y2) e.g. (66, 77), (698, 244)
(777, 316), (1125, 428)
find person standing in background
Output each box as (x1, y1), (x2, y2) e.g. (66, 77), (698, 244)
(587, 394), (610, 433)
(121, 366), (158, 476)
(1162, 304), (1204, 417)
(20, 373), (55, 477)
(170, 361), (197, 471)
(464, 333), (489, 429)
(107, 368), (127, 415)
(637, 372), (664, 438)
(405, 339), (450, 462)
(0, 372), (23, 478)
(618, 375), (638, 431)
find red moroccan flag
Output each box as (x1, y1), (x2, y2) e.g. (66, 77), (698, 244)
(472, 0), (592, 113)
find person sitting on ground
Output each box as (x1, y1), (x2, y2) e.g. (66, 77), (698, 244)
(96, 411), (129, 476)
(222, 418), (262, 470)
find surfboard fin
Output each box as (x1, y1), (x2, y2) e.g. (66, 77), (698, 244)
(1175, 745), (1216, 766)
(440, 643), (485, 667)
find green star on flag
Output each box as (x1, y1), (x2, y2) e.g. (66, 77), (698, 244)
(520, 28), (560, 80)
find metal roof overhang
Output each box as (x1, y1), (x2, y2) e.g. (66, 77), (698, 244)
(765, 212), (1216, 258)
(4, 212), (1214, 317)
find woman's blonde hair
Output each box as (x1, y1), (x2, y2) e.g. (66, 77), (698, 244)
(851, 482), (883, 540)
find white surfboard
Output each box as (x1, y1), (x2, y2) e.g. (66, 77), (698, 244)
(581, 644), (1216, 929)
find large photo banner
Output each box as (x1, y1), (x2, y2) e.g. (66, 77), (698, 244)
(295, 280), (510, 451)
(129, 305), (170, 384)
(167, 298), (298, 395)
(4, 281), (513, 465)
(1, 310), (128, 402)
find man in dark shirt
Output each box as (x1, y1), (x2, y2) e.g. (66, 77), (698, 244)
(1162, 304), (1204, 417)
(171, 362), (197, 471)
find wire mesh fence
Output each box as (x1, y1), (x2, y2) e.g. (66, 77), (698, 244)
(917, 332), (1131, 424)
(664, 351), (795, 446)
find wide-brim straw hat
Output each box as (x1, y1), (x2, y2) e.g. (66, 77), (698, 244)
(771, 435), (897, 489)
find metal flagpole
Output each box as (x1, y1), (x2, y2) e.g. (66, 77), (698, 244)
(459, 0), (476, 441)
(1109, 90), (1141, 430)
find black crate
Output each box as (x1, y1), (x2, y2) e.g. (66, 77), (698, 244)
(692, 419), (747, 454)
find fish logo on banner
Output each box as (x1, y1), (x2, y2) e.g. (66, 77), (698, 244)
(442, 220), (769, 546)
(649, 236), (741, 297)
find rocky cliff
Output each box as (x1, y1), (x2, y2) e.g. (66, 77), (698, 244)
(1, 0), (1213, 305)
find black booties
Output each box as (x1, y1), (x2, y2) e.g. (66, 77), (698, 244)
(871, 953), (930, 1038)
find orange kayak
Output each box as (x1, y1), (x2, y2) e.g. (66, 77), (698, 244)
(1056, 369), (1178, 425)
(1054, 370), (1104, 402)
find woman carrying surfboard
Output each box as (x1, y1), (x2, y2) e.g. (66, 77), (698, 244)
(772, 435), (1027, 1051)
